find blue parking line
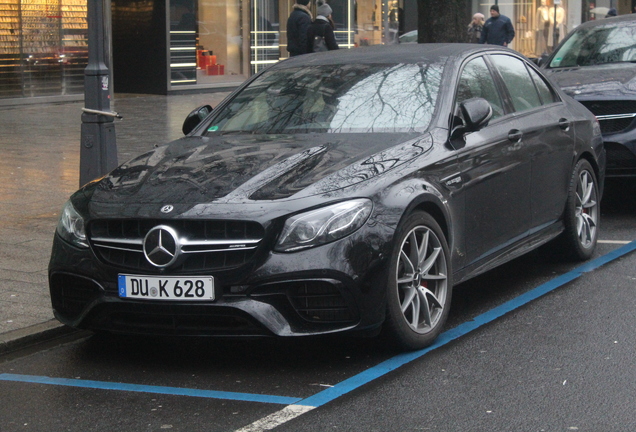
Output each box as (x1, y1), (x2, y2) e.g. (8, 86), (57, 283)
(296, 240), (636, 408)
(2, 241), (634, 410)
(0, 373), (301, 405)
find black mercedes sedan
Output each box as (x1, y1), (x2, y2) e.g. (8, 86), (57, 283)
(49, 44), (605, 350)
(541, 15), (636, 178)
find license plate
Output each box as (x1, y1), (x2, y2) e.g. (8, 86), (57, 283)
(118, 274), (215, 301)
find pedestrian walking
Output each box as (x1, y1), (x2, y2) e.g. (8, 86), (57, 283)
(467, 12), (485, 43)
(307, 0), (339, 53)
(479, 5), (515, 47)
(286, 0), (312, 57)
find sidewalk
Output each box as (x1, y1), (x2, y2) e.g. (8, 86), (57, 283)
(0, 91), (230, 352)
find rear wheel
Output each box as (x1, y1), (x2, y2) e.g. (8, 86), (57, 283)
(559, 159), (600, 260)
(383, 212), (452, 351)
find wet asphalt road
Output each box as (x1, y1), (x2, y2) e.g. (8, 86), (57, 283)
(1, 178), (635, 431)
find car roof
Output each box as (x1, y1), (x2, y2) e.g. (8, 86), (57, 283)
(271, 43), (516, 69)
(571, 13), (636, 31)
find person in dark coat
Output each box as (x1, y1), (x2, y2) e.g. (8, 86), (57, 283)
(479, 4), (515, 47)
(307, 0), (339, 53)
(286, 0), (312, 56)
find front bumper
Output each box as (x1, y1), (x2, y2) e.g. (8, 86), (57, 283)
(603, 134), (636, 177)
(48, 225), (390, 337)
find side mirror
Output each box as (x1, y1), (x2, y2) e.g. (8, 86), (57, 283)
(460, 98), (492, 131)
(182, 105), (212, 135)
(449, 98), (493, 150)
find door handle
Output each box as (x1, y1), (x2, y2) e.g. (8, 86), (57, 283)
(508, 129), (523, 142)
(559, 118), (571, 130)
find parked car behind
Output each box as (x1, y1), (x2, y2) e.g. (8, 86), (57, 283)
(541, 14), (636, 178)
(50, 44), (605, 351)
(398, 30), (418, 43)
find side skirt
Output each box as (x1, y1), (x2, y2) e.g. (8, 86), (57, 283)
(453, 222), (563, 285)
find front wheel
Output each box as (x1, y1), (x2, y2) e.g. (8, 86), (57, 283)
(383, 212), (452, 351)
(558, 159), (600, 261)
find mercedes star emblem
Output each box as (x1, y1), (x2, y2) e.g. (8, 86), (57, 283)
(161, 205), (174, 214)
(143, 225), (180, 268)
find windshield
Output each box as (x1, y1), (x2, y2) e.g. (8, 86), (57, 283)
(206, 63), (443, 134)
(549, 22), (636, 68)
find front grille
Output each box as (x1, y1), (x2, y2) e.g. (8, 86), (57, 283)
(579, 100), (636, 134)
(50, 273), (102, 320)
(89, 219), (264, 273)
(580, 100), (636, 117)
(605, 142), (636, 170)
(288, 281), (355, 323)
(597, 117), (635, 134)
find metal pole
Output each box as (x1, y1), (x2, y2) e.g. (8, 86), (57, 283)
(553, 4), (557, 49)
(553, 0), (561, 49)
(80, 0), (118, 187)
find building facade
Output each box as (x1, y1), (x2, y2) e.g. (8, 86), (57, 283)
(0, 0), (633, 102)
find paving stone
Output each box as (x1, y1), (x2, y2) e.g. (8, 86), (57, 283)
(0, 268), (48, 285)
(0, 91), (234, 337)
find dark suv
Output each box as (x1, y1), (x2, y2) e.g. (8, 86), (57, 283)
(542, 14), (636, 178)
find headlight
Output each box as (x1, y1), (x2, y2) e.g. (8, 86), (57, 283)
(275, 199), (373, 252)
(56, 201), (88, 248)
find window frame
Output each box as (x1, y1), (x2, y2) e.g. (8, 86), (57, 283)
(450, 54), (513, 133)
(525, 62), (561, 106)
(486, 54), (545, 114)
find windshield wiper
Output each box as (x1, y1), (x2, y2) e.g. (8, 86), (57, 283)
(219, 130), (258, 135)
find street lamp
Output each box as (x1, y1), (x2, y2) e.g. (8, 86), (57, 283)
(79, 0), (119, 187)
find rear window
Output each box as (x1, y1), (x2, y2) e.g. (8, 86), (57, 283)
(206, 63), (444, 134)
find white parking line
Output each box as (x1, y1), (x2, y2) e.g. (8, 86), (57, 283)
(598, 240), (632, 244)
(234, 405), (315, 432)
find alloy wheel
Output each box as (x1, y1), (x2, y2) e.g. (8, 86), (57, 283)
(396, 226), (448, 334)
(575, 169), (598, 249)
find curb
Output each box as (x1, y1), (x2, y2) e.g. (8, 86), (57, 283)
(0, 319), (82, 355)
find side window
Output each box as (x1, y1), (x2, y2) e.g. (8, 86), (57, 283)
(527, 66), (558, 105)
(490, 55), (542, 113)
(456, 57), (505, 120)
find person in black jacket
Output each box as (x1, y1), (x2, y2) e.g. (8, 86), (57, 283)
(479, 4), (515, 47)
(286, 0), (312, 56)
(307, 0), (339, 53)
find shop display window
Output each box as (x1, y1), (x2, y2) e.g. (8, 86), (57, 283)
(0, 0), (87, 99)
(250, 0), (411, 75)
(169, 0), (246, 87)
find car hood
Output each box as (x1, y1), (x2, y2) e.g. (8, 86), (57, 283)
(544, 63), (636, 98)
(89, 133), (432, 205)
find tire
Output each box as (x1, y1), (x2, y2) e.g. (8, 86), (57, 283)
(558, 159), (600, 261)
(383, 212), (452, 351)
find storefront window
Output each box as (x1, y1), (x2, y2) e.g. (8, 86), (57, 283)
(514, 0), (570, 57)
(169, 0), (246, 88)
(344, 0), (403, 47)
(1, 0), (413, 98)
(0, 0), (87, 99)
(472, 0), (617, 58)
(250, 0), (407, 75)
(251, 0), (279, 74)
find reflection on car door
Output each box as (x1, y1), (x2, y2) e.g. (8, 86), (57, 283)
(489, 54), (573, 230)
(453, 56), (532, 267)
